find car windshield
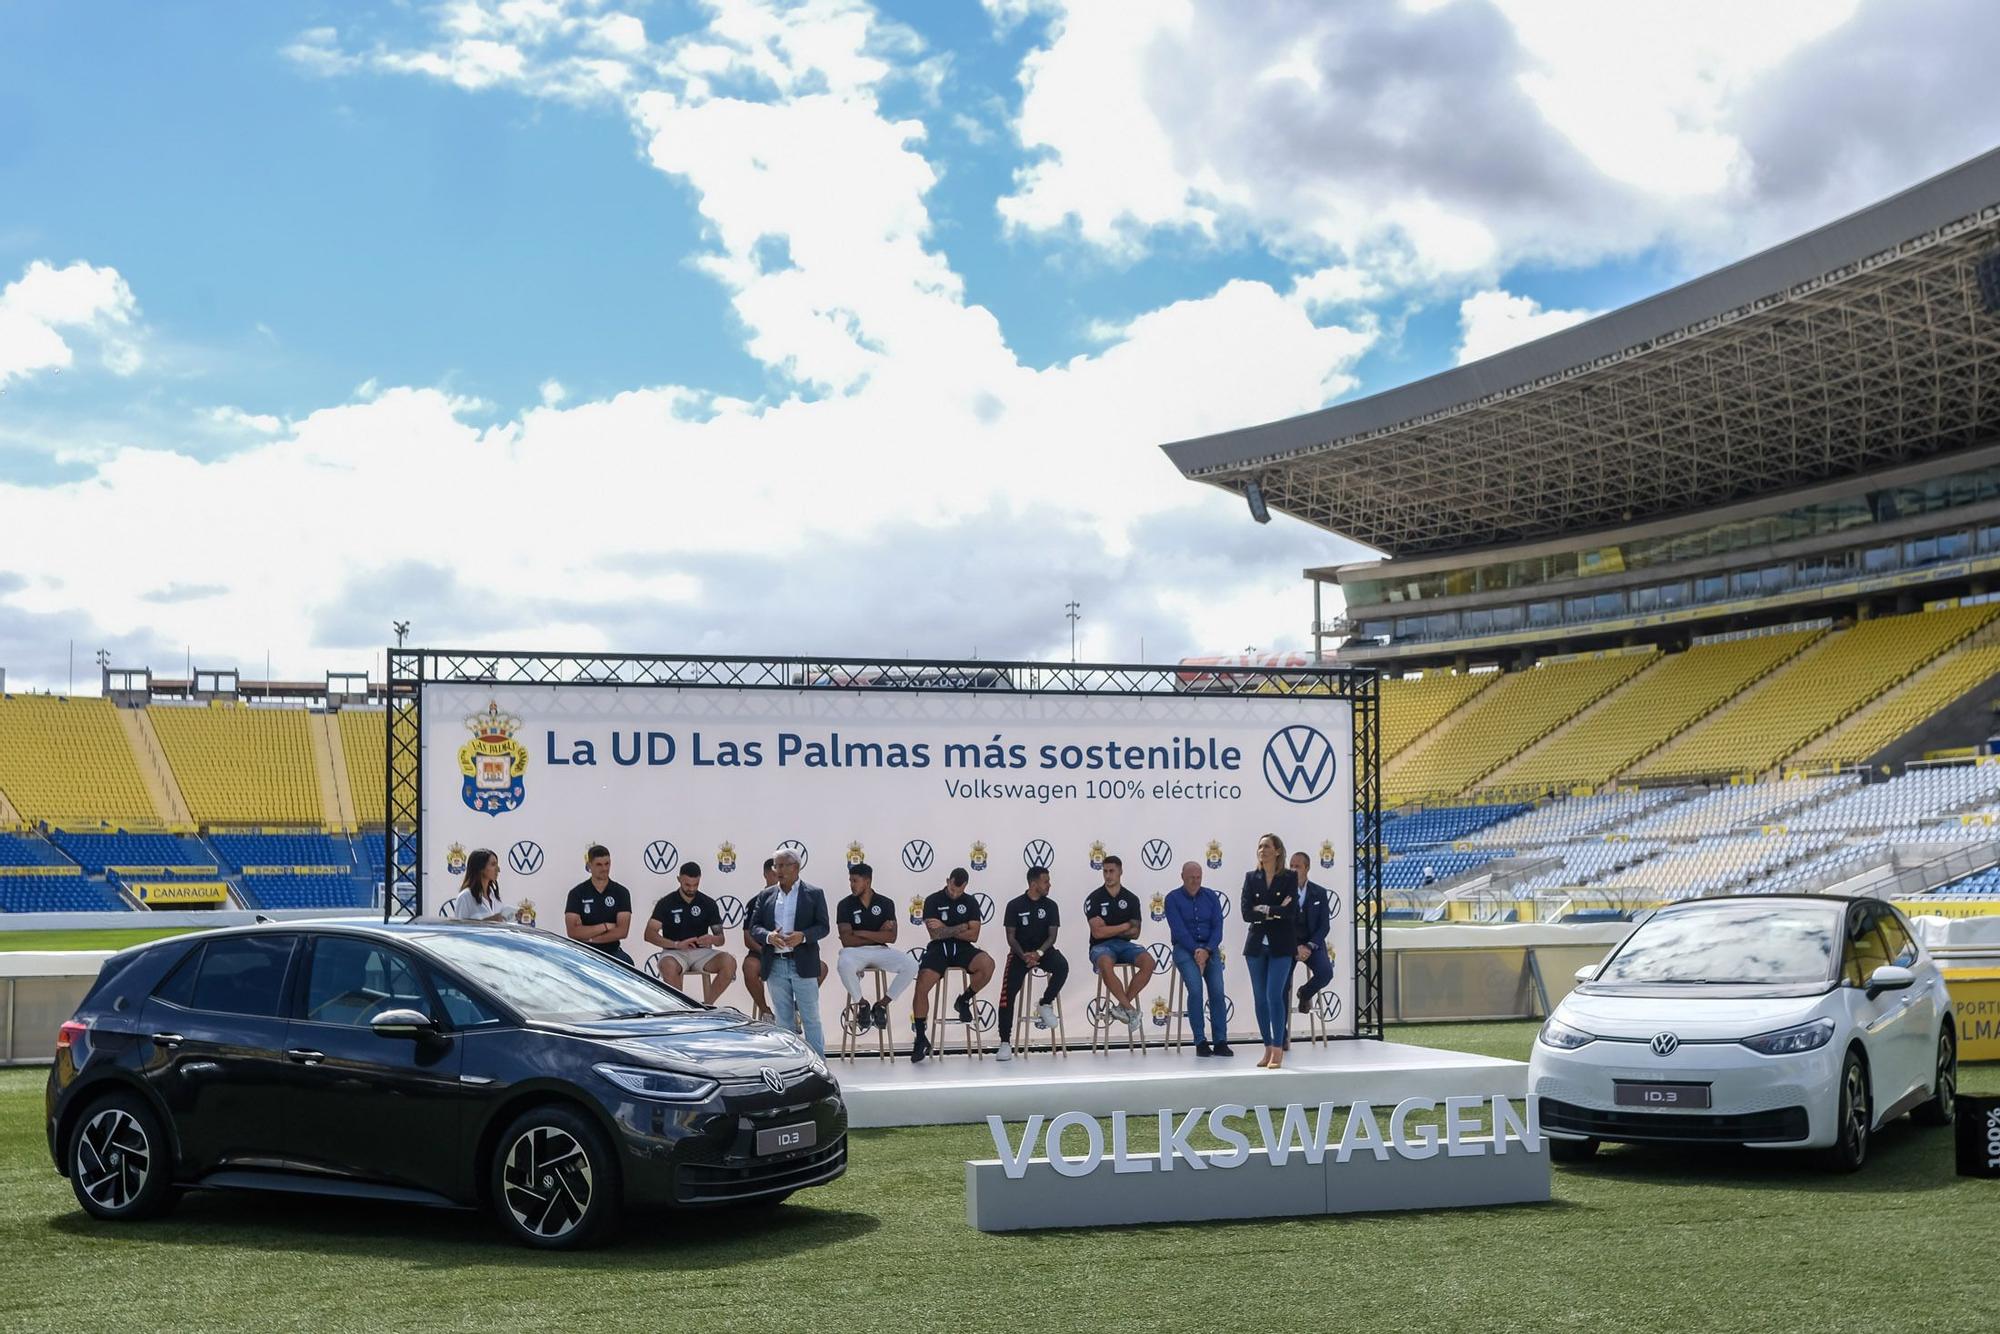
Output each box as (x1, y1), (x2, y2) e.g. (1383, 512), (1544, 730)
(420, 931), (699, 1023)
(1595, 902), (1840, 986)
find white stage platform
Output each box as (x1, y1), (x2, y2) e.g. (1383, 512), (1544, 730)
(835, 1039), (1526, 1129)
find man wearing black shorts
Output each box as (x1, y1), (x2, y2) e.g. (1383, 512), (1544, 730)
(564, 844), (633, 963)
(995, 863), (1068, 1061)
(644, 861), (737, 1003)
(908, 866), (994, 1062)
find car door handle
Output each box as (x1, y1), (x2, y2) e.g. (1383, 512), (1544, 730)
(286, 1048), (327, 1065)
(151, 1033), (185, 1049)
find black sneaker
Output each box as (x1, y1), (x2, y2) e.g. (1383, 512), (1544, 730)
(850, 1001), (873, 1031)
(954, 991), (973, 1023)
(871, 999), (889, 1031)
(910, 1028), (932, 1063)
(1296, 994), (1312, 1015)
(1195, 1042), (1215, 1058)
(1212, 1044), (1236, 1057)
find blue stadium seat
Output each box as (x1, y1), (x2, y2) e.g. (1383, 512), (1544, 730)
(210, 832), (355, 871)
(0, 832), (75, 867)
(0, 874), (132, 912)
(238, 873), (373, 910)
(44, 830), (216, 874)
(1381, 850), (1508, 888)
(1373, 805), (1530, 852)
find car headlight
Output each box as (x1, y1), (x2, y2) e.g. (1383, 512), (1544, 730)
(1739, 1018), (1835, 1056)
(592, 1063), (720, 1102)
(1538, 1016), (1595, 1050)
(804, 1050), (830, 1078)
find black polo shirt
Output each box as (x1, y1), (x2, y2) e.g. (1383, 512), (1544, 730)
(1083, 885), (1141, 937)
(1004, 892), (1059, 953)
(836, 891), (895, 940)
(649, 890), (721, 943)
(566, 880), (631, 927)
(923, 888), (980, 936)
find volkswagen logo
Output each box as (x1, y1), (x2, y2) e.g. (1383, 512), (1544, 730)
(776, 839), (808, 868)
(906, 946), (925, 967)
(759, 1067), (785, 1094)
(716, 895), (745, 927)
(1022, 838), (1055, 868)
(643, 840), (679, 876)
(972, 999), (997, 1033)
(901, 839), (935, 873)
(973, 892), (994, 922)
(1263, 724), (1339, 804)
(1216, 891), (1233, 917)
(1650, 1032), (1680, 1057)
(1147, 942), (1174, 974)
(1314, 991), (1342, 1021)
(507, 841), (544, 875)
(1140, 838), (1173, 872)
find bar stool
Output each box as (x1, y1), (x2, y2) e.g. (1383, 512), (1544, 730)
(1010, 967), (1069, 1056)
(926, 964), (987, 1059)
(1299, 986), (1337, 1044)
(838, 966), (893, 1060)
(1089, 962), (1144, 1054)
(1162, 965), (1185, 1051)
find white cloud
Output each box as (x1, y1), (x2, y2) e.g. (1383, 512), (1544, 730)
(538, 378), (568, 406)
(202, 406), (285, 434)
(0, 259), (141, 385)
(1454, 289), (1599, 365)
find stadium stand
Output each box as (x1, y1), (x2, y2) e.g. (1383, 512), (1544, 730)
(1484, 628), (1823, 794)
(1461, 789), (1686, 847)
(0, 831), (75, 867)
(1509, 841), (1669, 895)
(1625, 775), (1857, 838)
(1377, 804), (1528, 851)
(1382, 851), (1505, 889)
(1790, 642), (2000, 767)
(0, 695), (160, 826)
(1384, 652), (1656, 804)
(339, 708), (387, 827)
(1784, 763), (2000, 832)
(1935, 864), (2000, 895)
(208, 831), (354, 872)
(45, 830), (217, 876)
(1380, 672), (1494, 760)
(0, 871), (130, 913)
(1629, 605), (1998, 781)
(1596, 833), (1841, 900)
(238, 872), (372, 910)
(149, 702), (325, 825)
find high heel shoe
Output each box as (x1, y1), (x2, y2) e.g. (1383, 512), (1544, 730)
(1256, 1048), (1273, 1068)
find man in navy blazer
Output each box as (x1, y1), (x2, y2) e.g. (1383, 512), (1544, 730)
(749, 848), (831, 1054)
(1289, 851), (1334, 1017)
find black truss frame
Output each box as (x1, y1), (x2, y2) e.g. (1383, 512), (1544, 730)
(384, 647), (1384, 1039)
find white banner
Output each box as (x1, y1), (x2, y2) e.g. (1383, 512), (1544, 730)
(420, 683), (1356, 1044)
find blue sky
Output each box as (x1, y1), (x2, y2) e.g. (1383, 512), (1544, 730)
(3, 0), (1997, 688)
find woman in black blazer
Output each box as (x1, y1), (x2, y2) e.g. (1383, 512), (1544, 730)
(1240, 833), (1298, 1068)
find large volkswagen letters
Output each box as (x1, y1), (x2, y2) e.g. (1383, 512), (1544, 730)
(420, 683), (1357, 1043)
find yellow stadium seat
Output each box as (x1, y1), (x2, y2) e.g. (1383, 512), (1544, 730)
(1384, 652), (1655, 804)
(148, 703), (324, 825)
(338, 708), (388, 826)
(1792, 643), (2000, 767)
(1380, 672), (1494, 759)
(0, 695), (159, 826)
(1629, 604), (1999, 782)
(1486, 628), (1823, 794)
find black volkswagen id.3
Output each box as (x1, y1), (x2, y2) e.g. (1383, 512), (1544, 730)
(46, 921), (846, 1248)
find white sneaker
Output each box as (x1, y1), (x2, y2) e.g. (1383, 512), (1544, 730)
(1124, 1007), (1143, 1033)
(1036, 1002), (1056, 1029)
(995, 1042), (1014, 1062)
(1114, 1003), (1137, 1024)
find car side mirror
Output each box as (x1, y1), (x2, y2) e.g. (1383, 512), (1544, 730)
(1864, 965), (1914, 1000)
(369, 1007), (439, 1040)
(1573, 964), (1599, 985)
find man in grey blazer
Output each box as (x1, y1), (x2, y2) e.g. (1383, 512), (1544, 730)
(749, 848), (831, 1055)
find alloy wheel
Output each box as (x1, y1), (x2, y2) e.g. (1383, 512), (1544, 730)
(1934, 1032), (1957, 1119)
(1843, 1060), (1869, 1162)
(501, 1126), (594, 1240)
(75, 1108), (151, 1211)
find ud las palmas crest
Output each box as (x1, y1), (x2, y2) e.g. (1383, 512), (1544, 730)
(460, 701), (529, 817)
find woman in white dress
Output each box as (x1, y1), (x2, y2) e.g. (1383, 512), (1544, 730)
(441, 848), (509, 923)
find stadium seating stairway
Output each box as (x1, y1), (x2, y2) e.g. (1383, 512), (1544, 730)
(1379, 672), (1494, 760)
(0, 695), (160, 827)
(1790, 642), (2000, 768)
(149, 703), (324, 825)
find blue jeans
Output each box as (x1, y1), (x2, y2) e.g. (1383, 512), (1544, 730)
(766, 955), (824, 1056)
(1172, 946), (1229, 1046)
(1296, 943), (1334, 1004)
(1246, 952), (1292, 1047)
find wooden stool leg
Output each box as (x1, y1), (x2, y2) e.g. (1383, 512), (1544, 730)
(873, 968), (891, 1058)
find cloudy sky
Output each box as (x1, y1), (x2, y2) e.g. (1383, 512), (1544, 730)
(3, 0), (1998, 690)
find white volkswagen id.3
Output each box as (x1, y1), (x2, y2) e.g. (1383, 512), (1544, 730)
(1529, 895), (1956, 1171)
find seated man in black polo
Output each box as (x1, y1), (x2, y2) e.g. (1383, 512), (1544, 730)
(907, 866), (994, 1062)
(995, 863), (1068, 1061)
(1084, 854), (1154, 1036)
(644, 861), (738, 1003)
(564, 844), (633, 964)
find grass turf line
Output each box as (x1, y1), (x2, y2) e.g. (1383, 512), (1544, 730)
(0, 927), (203, 953)
(1, 1021), (1994, 1333)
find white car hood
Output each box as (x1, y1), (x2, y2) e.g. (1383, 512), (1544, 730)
(1559, 988), (1830, 1042)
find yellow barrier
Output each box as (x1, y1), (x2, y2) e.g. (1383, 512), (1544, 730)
(239, 864), (347, 876)
(1943, 968), (2000, 1061)
(130, 881), (230, 906)
(0, 865), (82, 877)
(1896, 899), (2000, 920)
(107, 864), (220, 876)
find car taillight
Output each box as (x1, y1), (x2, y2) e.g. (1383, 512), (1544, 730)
(56, 1020), (88, 1052)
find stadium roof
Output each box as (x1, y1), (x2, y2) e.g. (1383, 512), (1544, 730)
(1163, 149), (2000, 559)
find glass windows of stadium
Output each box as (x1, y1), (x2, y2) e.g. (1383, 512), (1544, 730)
(1346, 460), (2000, 611)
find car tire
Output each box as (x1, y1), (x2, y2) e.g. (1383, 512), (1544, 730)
(1546, 1136), (1598, 1163)
(489, 1104), (622, 1250)
(1818, 1048), (1870, 1174)
(67, 1090), (178, 1222)
(1911, 1027), (1957, 1128)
